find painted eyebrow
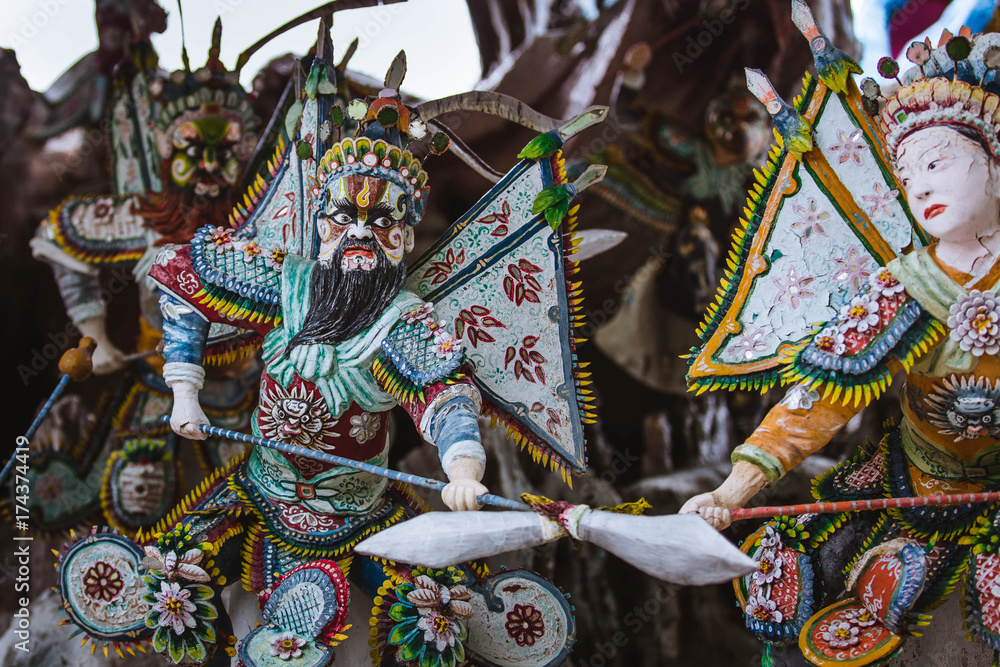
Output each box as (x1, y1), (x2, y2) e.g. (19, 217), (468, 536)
(326, 198), (356, 214)
(368, 203), (402, 220)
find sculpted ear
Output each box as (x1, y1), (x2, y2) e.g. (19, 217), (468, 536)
(404, 225), (414, 253)
(317, 217), (332, 242)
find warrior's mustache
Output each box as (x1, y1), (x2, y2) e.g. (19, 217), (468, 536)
(323, 237), (385, 273)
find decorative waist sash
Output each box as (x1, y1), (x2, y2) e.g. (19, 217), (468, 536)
(900, 419), (1000, 481)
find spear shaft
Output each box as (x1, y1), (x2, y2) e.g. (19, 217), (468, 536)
(174, 421), (1000, 517)
(165, 419), (528, 511)
(0, 375), (72, 487)
(1, 338), (96, 487)
(162, 421), (757, 584)
(731, 491), (1000, 521)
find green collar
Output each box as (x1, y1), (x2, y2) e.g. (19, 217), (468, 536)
(888, 247), (999, 374)
(262, 255), (424, 416)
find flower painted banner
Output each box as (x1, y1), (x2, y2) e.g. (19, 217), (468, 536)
(688, 74), (927, 394)
(406, 154), (589, 476)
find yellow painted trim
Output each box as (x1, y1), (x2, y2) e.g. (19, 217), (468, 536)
(686, 152), (802, 383)
(799, 598), (902, 666)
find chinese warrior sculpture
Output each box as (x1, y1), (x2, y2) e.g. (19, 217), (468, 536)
(681, 1), (1000, 664)
(28, 22), (262, 535)
(54, 24), (605, 667)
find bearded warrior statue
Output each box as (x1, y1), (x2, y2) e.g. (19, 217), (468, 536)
(54, 20), (607, 667)
(27, 20), (261, 535)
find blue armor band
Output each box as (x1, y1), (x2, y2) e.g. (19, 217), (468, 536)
(51, 262), (105, 324)
(160, 293), (210, 365)
(428, 396), (486, 471)
(732, 444), (785, 487)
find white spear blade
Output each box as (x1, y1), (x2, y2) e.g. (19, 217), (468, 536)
(355, 512), (548, 567)
(578, 512), (758, 586)
(355, 511), (758, 586)
(573, 228), (627, 262)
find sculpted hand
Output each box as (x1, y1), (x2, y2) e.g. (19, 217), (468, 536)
(679, 492), (733, 531)
(169, 381), (209, 441)
(92, 344), (126, 374)
(442, 456), (487, 512)
(76, 316), (125, 374)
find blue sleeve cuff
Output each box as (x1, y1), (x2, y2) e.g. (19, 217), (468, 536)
(427, 396), (486, 471)
(159, 293), (209, 365)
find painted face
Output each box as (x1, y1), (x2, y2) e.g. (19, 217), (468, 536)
(895, 127), (1000, 244)
(169, 113), (243, 197)
(316, 174), (412, 269)
(704, 90), (769, 162)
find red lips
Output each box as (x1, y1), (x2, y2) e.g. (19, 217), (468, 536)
(343, 246), (375, 259)
(924, 204), (947, 220)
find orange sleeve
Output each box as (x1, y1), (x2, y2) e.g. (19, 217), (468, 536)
(732, 396), (863, 485)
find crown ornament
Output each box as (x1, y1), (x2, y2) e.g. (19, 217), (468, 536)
(310, 51), (439, 226)
(865, 29), (1000, 161)
(148, 18), (258, 159)
(317, 136), (430, 225)
(749, 3), (1000, 166)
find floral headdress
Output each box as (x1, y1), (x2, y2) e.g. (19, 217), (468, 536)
(316, 104), (431, 225)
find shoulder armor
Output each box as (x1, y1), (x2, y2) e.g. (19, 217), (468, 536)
(149, 244), (272, 353)
(380, 304), (464, 385)
(187, 225), (284, 324)
(784, 268), (946, 404)
(190, 225), (282, 303)
(49, 194), (146, 265)
(373, 304), (465, 405)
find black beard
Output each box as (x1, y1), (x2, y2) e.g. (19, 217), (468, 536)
(285, 239), (406, 352)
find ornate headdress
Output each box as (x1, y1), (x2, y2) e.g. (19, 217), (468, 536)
(148, 18), (258, 160)
(863, 31), (1000, 160)
(309, 47), (589, 227)
(317, 136), (430, 225)
(316, 68), (433, 225)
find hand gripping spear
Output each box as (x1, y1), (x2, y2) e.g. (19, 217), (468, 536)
(0, 337), (97, 487)
(163, 419), (759, 586)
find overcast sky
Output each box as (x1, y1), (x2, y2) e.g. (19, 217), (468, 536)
(0, 0), (482, 100)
